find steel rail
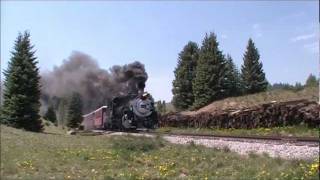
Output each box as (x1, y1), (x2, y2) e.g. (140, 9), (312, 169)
(78, 129), (320, 143)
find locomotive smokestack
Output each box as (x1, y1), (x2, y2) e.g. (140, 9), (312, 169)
(137, 80), (145, 96)
(127, 76), (146, 96)
(137, 81), (145, 90)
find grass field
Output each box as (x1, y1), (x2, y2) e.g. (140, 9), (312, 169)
(1, 124), (319, 180)
(157, 125), (320, 138)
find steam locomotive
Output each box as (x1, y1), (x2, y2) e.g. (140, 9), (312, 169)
(81, 91), (158, 131)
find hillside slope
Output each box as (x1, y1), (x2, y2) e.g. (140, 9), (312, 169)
(182, 87), (318, 115)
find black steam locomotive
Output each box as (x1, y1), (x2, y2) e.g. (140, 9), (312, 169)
(82, 76), (158, 130)
(82, 91), (158, 130)
(108, 92), (158, 130)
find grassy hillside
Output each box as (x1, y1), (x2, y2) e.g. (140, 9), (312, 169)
(183, 87), (318, 115)
(1, 125), (319, 180)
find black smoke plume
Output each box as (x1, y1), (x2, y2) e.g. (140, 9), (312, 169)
(41, 51), (148, 114)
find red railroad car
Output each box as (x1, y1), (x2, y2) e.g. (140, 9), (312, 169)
(81, 106), (110, 130)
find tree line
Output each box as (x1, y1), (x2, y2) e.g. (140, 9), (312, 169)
(269, 74), (319, 91)
(172, 32), (268, 110)
(0, 31), (318, 132)
(0, 31), (83, 132)
(156, 100), (167, 115)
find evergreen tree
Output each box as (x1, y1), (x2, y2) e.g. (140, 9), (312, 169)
(192, 32), (228, 108)
(305, 74), (318, 87)
(293, 82), (304, 91)
(44, 105), (57, 124)
(155, 100), (167, 114)
(162, 100), (166, 114)
(241, 38), (268, 94)
(156, 101), (163, 114)
(57, 97), (68, 127)
(0, 81), (4, 107)
(270, 83), (293, 91)
(66, 92), (83, 128)
(1, 31), (43, 132)
(224, 54), (242, 96)
(172, 41), (199, 110)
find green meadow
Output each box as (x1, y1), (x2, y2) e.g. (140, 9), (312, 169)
(1, 125), (319, 180)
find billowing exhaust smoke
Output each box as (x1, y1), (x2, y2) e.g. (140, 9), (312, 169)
(41, 51), (148, 114)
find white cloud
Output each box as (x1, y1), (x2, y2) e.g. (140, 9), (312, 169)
(303, 42), (319, 54)
(291, 33), (316, 42)
(252, 23), (262, 38)
(256, 32), (262, 38)
(279, 12), (305, 22)
(221, 34), (228, 39)
(253, 23), (260, 29)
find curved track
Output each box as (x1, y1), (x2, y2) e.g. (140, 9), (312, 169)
(147, 131), (319, 143)
(78, 129), (319, 160)
(84, 129), (319, 145)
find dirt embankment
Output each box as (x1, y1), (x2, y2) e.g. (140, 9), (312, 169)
(182, 87), (319, 116)
(160, 99), (320, 129)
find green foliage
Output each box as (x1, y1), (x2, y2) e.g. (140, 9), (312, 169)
(1, 31), (43, 132)
(162, 100), (166, 114)
(172, 41), (199, 110)
(156, 100), (167, 114)
(44, 105), (57, 124)
(224, 54), (243, 96)
(66, 92), (83, 128)
(57, 97), (68, 127)
(192, 32), (228, 108)
(305, 74), (319, 87)
(269, 82), (304, 92)
(241, 38), (268, 94)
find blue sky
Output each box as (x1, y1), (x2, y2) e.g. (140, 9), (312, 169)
(1, 1), (319, 102)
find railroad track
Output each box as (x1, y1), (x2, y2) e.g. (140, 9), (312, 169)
(78, 129), (319, 160)
(147, 131), (320, 143)
(81, 129), (319, 145)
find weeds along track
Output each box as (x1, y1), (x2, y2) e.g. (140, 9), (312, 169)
(77, 129), (319, 160)
(147, 131), (320, 147)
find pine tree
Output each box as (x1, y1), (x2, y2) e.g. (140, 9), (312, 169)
(156, 101), (163, 114)
(1, 31), (43, 132)
(293, 82), (304, 91)
(57, 97), (68, 127)
(172, 41), (199, 110)
(66, 92), (83, 128)
(0, 81), (4, 106)
(224, 54), (242, 96)
(305, 74), (318, 87)
(162, 100), (166, 114)
(44, 105), (57, 124)
(241, 38), (268, 94)
(192, 32), (227, 108)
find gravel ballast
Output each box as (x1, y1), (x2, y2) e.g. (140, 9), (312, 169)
(105, 131), (319, 160)
(163, 135), (319, 160)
